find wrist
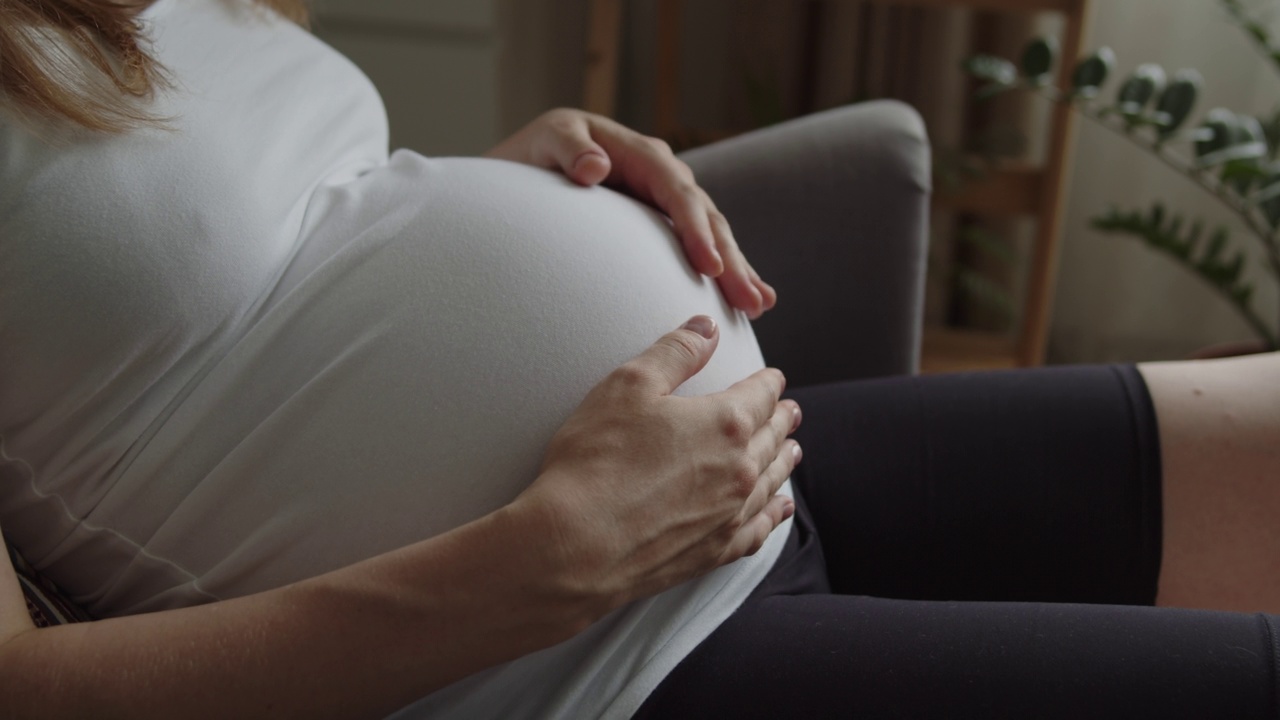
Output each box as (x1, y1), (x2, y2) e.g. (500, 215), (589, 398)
(499, 483), (622, 635)
(271, 495), (606, 702)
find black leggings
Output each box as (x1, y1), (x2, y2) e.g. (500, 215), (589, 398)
(634, 365), (1280, 719)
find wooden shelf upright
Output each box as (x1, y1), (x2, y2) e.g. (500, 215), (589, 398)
(582, 0), (1093, 372)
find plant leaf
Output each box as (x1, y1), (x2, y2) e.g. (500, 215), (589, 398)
(1091, 203), (1272, 345)
(958, 225), (1019, 268)
(1117, 64), (1167, 119)
(1201, 228), (1229, 267)
(1072, 47), (1115, 94)
(1194, 109), (1269, 167)
(1021, 36), (1058, 84)
(1155, 69), (1202, 137)
(1259, 107), (1280, 160)
(964, 55), (1017, 86)
(1246, 22), (1269, 45)
(1221, 162), (1271, 185)
(976, 83), (1017, 100)
(953, 268), (1017, 325)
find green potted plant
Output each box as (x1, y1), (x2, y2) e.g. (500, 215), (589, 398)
(964, 0), (1280, 353)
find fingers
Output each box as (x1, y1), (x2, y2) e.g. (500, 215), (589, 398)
(748, 438), (801, 517)
(576, 113), (782, 316)
(614, 316), (721, 396)
(569, 152), (612, 186)
(713, 367), (787, 435)
(749, 267), (778, 312)
(727, 493), (796, 561)
(583, 116), (726, 278)
(738, 399), (800, 540)
(728, 437), (801, 560)
(746, 400), (801, 473)
(531, 110), (612, 186)
(714, 244), (764, 319)
(668, 183), (773, 319)
(661, 183), (725, 279)
(701, 195), (777, 319)
(617, 142), (725, 278)
(526, 110), (776, 317)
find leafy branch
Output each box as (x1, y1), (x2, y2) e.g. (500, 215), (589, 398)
(954, 225), (1019, 328)
(963, 9), (1280, 350)
(1221, 0), (1280, 81)
(1093, 204), (1277, 348)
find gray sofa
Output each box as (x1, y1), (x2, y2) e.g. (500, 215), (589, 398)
(683, 99), (931, 387)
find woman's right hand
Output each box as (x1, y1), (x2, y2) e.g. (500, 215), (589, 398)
(511, 315), (802, 623)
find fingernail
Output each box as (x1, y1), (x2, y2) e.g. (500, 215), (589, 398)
(573, 152), (606, 172)
(710, 248), (725, 275)
(791, 442), (802, 464)
(782, 499), (796, 520)
(682, 315), (717, 339)
(790, 405), (802, 432)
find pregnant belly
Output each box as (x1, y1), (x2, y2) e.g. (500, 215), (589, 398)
(78, 154), (776, 615)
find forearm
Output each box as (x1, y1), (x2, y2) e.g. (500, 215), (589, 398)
(0, 317), (799, 718)
(0, 502), (592, 720)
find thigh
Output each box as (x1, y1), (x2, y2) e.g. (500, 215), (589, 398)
(783, 364), (1163, 605)
(634, 594), (1279, 719)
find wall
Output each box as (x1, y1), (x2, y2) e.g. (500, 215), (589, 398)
(311, 0), (502, 155)
(494, 0), (591, 134)
(310, 0), (592, 150)
(1049, 0), (1280, 362)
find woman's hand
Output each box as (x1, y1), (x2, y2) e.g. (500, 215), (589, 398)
(511, 315), (802, 618)
(485, 109), (778, 319)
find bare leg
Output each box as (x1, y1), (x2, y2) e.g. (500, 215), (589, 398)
(1138, 352), (1280, 612)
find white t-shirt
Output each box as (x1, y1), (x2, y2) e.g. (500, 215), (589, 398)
(0, 1), (791, 717)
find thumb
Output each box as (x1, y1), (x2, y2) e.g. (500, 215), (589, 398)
(626, 316), (720, 395)
(550, 130), (611, 186)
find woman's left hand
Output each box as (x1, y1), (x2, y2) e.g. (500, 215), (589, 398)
(485, 108), (777, 319)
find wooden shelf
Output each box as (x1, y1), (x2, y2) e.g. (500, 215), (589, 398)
(874, 0), (1074, 13)
(583, 0), (624, 119)
(936, 164), (1044, 217)
(921, 326), (1019, 374)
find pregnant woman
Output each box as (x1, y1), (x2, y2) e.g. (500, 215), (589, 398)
(2, 0), (1279, 718)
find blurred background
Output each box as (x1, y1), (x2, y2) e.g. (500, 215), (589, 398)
(310, 0), (1280, 368)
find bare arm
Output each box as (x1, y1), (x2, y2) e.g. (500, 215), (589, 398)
(0, 317), (800, 719)
(0, 507), (591, 720)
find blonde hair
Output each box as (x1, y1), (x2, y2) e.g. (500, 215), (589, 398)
(0, 0), (308, 133)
